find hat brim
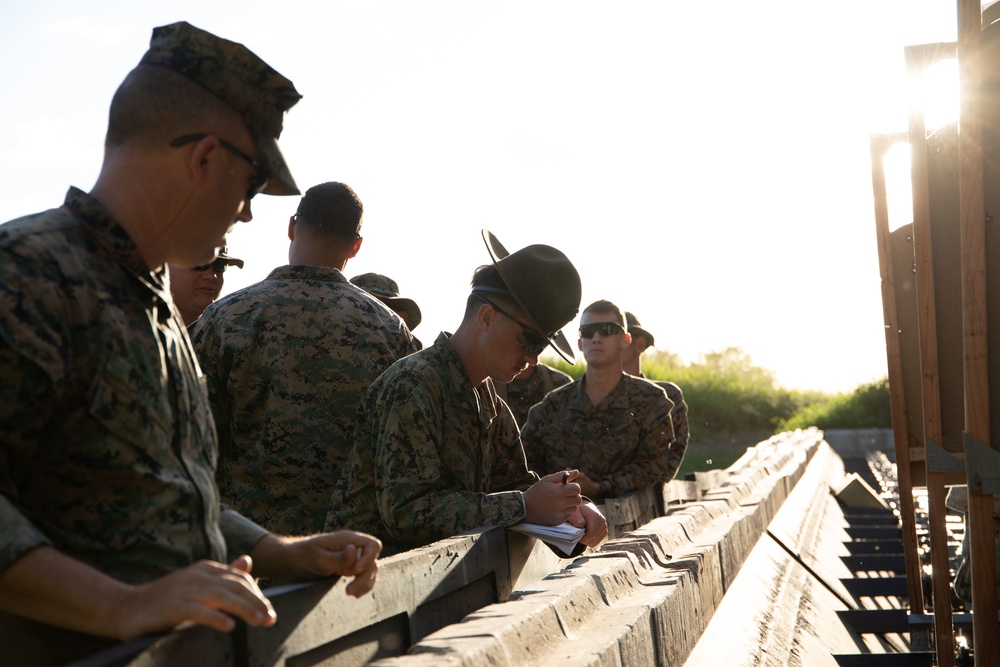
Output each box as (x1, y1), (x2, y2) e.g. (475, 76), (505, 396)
(380, 296), (422, 330)
(630, 326), (654, 347)
(481, 229), (576, 364)
(258, 135), (299, 196)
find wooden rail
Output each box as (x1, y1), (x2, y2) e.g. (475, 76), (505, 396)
(71, 429), (823, 667)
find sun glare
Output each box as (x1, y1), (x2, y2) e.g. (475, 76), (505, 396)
(884, 143), (913, 233)
(916, 58), (960, 131)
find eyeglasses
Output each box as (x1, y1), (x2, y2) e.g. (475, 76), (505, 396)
(192, 257), (231, 274)
(473, 294), (550, 356)
(170, 134), (269, 201)
(579, 321), (625, 339)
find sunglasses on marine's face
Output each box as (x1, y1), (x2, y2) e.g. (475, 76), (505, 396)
(473, 295), (550, 356)
(579, 321), (624, 339)
(192, 257), (230, 274)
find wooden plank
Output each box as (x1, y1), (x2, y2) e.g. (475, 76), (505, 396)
(904, 41), (955, 667)
(870, 133), (924, 613)
(958, 1), (1000, 663)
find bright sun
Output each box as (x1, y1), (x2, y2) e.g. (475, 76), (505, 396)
(883, 57), (960, 232)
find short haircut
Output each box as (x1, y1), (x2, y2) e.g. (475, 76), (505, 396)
(582, 299), (625, 328)
(105, 64), (244, 149)
(464, 263), (516, 320)
(294, 182), (364, 241)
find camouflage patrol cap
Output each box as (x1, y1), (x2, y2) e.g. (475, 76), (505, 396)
(478, 229), (581, 364)
(350, 273), (422, 330)
(625, 312), (654, 347)
(140, 21), (302, 196)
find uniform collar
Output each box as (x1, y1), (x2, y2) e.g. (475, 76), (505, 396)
(266, 264), (348, 282)
(64, 186), (168, 296)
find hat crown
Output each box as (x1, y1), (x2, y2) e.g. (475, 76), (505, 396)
(350, 273), (400, 299)
(481, 230), (581, 363)
(140, 21), (302, 195)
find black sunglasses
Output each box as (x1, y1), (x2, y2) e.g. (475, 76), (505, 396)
(473, 294), (549, 356)
(192, 257), (231, 274)
(169, 134), (269, 201)
(579, 321), (624, 339)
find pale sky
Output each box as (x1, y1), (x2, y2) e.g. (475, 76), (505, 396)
(0, 0), (963, 393)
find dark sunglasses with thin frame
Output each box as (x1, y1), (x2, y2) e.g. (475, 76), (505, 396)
(579, 321), (624, 339)
(191, 257), (231, 274)
(473, 294), (549, 356)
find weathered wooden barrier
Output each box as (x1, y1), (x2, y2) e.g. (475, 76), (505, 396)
(71, 428), (824, 667)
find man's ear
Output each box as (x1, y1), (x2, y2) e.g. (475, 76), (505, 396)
(348, 236), (363, 259)
(287, 215), (296, 241)
(620, 332), (632, 349)
(185, 135), (222, 185)
(476, 301), (494, 332)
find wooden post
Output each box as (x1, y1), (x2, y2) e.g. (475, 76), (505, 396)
(956, 0), (1000, 661)
(870, 132), (925, 614)
(905, 42), (955, 667)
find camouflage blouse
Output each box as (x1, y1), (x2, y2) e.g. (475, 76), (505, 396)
(192, 265), (418, 536)
(0, 188), (265, 585)
(326, 333), (536, 555)
(521, 373), (676, 497)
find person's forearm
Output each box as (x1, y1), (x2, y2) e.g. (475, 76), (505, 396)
(248, 533), (300, 580)
(0, 546), (129, 639)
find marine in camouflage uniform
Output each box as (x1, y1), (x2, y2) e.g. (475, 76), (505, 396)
(495, 362), (573, 428)
(327, 230), (608, 555)
(0, 23), (382, 663)
(0, 188), (268, 586)
(521, 373), (676, 497)
(622, 311), (690, 481)
(193, 261), (418, 535)
(647, 380), (688, 483)
(325, 333), (537, 555)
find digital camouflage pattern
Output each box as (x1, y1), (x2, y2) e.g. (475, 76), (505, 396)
(140, 21), (303, 196)
(192, 265), (418, 536)
(494, 362), (573, 429)
(651, 379), (689, 482)
(325, 332), (537, 555)
(0, 188), (267, 585)
(521, 373), (676, 497)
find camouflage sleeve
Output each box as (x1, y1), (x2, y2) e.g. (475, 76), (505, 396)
(399, 325), (421, 358)
(489, 400), (539, 492)
(606, 391), (675, 494)
(373, 374), (525, 546)
(0, 358), (54, 569)
(663, 383), (689, 482)
(219, 507), (270, 556)
(0, 257), (64, 573)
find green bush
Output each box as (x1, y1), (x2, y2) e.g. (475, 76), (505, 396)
(778, 377), (890, 431)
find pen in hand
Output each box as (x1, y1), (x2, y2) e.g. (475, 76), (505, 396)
(561, 471), (569, 485)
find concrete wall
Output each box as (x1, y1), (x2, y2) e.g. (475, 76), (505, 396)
(822, 428), (894, 459)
